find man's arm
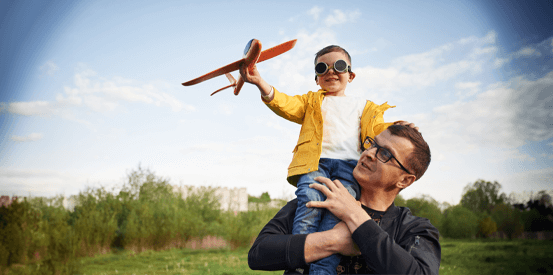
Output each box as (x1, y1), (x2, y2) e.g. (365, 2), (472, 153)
(353, 216), (441, 275)
(308, 178), (441, 275)
(248, 199), (360, 271)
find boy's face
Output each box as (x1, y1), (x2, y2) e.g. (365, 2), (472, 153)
(315, 51), (355, 96)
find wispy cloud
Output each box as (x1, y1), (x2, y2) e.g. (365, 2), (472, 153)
(1, 69), (195, 118)
(11, 133), (44, 142)
(352, 31), (499, 99)
(39, 60), (59, 76)
(324, 9), (361, 27)
(425, 71), (553, 152)
(455, 82), (481, 98)
(308, 6), (323, 21)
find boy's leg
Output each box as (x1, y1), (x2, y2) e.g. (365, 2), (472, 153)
(309, 159), (359, 275)
(292, 159), (331, 235)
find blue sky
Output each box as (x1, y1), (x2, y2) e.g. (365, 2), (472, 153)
(1, 0), (552, 205)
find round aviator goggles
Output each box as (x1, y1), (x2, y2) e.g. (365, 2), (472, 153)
(364, 136), (412, 175)
(315, 59), (351, 76)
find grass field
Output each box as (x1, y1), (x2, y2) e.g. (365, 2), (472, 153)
(7, 238), (553, 274)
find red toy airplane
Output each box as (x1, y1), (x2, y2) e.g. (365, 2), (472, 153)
(182, 39), (297, 96)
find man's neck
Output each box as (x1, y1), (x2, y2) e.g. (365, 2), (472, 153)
(359, 188), (396, 212)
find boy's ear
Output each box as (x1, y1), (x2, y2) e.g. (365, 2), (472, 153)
(349, 72), (356, 82)
(315, 75), (319, 85)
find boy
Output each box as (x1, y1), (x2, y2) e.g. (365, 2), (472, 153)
(240, 45), (394, 275)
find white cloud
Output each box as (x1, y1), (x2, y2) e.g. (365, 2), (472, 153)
(0, 168), (79, 197)
(516, 46), (541, 57)
(455, 81), (481, 98)
(423, 71), (553, 152)
(353, 31), (498, 96)
(489, 148), (535, 163)
(308, 6), (323, 21)
(3, 101), (55, 116)
(499, 167), (553, 196)
(494, 58), (510, 68)
(214, 102), (234, 116)
(1, 69), (193, 117)
(324, 9), (361, 27)
(39, 61), (59, 76)
(11, 133), (44, 142)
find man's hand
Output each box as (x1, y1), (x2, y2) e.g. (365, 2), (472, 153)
(307, 177), (371, 232)
(394, 120), (419, 131)
(331, 222), (361, 257)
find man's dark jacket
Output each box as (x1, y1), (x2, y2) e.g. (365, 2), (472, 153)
(248, 199), (441, 274)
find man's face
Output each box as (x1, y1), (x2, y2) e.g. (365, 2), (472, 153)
(315, 51), (355, 96)
(353, 129), (415, 190)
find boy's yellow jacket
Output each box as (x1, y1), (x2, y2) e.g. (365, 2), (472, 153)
(265, 88), (395, 186)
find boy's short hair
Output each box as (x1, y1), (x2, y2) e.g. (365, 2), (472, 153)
(314, 45), (352, 65)
(386, 124), (431, 182)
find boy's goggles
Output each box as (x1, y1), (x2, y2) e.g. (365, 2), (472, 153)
(315, 59), (351, 76)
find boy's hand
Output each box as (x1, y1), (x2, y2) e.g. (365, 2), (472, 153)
(394, 120), (419, 132)
(239, 63), (272, 99)
(239, 63), (263, 86)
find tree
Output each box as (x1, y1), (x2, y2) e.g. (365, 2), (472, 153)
(491, 203), (524, 239)
(404, 195), (443, 232)
(442, 205), (479, 239)
(460, 179), (507, 214)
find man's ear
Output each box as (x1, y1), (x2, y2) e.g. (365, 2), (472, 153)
(349, 72), (356, 82)
(396, 174), (416, 190)
(315, 75), (319, 85)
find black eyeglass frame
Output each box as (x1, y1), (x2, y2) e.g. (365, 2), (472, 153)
(364, 136), (412, 175)
(315, 59), (352, 76)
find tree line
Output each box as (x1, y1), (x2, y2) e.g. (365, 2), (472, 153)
(1, 167), (551, 273)
(394, 179), (553, 239)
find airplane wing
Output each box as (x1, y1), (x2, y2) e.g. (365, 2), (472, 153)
(257, 39), (297, 63)
(182, 39), (297, 87)
(182, 59), (243, 86)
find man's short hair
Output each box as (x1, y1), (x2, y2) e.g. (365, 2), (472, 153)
(314, 45), (352, 65)
(387, 124), (431, 181)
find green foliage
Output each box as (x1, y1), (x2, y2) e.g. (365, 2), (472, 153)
(248, 192), (271, 203)
(491, 203), (525, 239)
(442, 205), (479, 239)
(478, 216), (497, 238)
(394, 194), (406, 206)
(221, 208), (280, 248)
(0, 198), (30, 267)
(460, 179), (507, 214)
(404, 195), (443, 232)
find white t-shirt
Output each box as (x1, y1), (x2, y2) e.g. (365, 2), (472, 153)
(320, 96), (366, 160)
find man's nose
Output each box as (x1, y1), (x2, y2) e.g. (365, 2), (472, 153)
(363, 147), (377, 160)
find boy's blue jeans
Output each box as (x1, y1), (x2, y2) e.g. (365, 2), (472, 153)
(293, 158), (360, 275)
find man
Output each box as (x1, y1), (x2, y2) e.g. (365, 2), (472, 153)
(248, 124), (440, 274)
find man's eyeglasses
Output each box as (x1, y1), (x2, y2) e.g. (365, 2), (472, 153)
(364, 136), (412, 175)
(315, 59), (351, 76)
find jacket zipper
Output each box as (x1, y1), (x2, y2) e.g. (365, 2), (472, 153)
(409, 236), (420, 253)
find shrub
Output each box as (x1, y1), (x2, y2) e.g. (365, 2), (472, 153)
(478, 216), (497, 238)
(491, 203), (524, 239)
(442, 205), (479, 239)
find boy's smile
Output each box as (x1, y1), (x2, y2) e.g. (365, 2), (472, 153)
(315, 51), (355, 96)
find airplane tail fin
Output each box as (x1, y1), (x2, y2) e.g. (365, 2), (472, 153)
(210, 73), (237, 96)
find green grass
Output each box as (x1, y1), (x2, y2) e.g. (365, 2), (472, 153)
(76, 239), (553, 275)
(7, 239), (553, 274)
(440, 239), (553, 275)
(77, 247), (282, 275)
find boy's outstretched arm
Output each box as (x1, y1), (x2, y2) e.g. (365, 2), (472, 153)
(239, 63), (274, 101)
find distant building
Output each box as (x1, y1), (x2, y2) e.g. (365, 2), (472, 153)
(172, 185), (248, 212)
